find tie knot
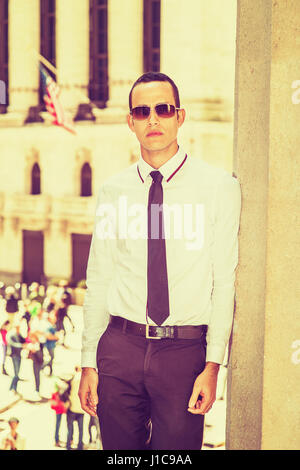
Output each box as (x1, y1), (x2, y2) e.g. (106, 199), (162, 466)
(150, 171), (163, 184)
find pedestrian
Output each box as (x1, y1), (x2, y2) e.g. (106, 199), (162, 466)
(50, 382), (70, 447)
(0, 417), (25, 450)
(44, 295), (56, 314)
(27, 299), (42, 319)
(55, 300), (74, 346)
(43, 311), (59, 375)
(0, 320), (10, 374)
(78, 72), (242, 450)
(28, 282), (44, 304)
(6, 323), (26, 397)
(5, 287), (19, 329)
(22, 299), (32, 329)
(26, 330), (44, 400)
(87, 415), (101, 449)
(58, 280), (72, 308)
(67, 366), (85, 450)
(28, 307), (49, 357)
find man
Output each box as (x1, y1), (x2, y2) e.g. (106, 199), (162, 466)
(43, 311), (59, 375)
(79, 72), (241, 450)
(7, 323), (26, 397)
(0, 417), (25, 450)
(5, 286), (19, 329)
(26, 328), (43, 401)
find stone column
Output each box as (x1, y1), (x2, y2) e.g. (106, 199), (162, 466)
(226, 0), (300, 450)
(106, 0), (143, 109)
(160, 0), (236, 121)
(56, 0), (89, 112)
(8, 0), (40, 113)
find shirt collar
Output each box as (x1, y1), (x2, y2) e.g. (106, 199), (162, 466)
(137, 146), (187, 184)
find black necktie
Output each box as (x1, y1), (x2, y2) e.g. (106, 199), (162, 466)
(147, 171), (170, 326)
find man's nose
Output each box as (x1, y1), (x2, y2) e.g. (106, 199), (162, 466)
(148, 107), (159, 125)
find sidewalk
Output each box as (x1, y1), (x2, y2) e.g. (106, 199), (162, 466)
(0, 365), (227, 450)
(0, 303), (227, 450)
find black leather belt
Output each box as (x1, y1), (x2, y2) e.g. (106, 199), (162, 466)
(109, 316), (207, 340)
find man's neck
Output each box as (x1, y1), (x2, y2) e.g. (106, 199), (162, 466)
(141, 142), (179, 169)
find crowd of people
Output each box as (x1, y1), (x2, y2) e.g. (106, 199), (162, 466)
(0, 280), (101, 450)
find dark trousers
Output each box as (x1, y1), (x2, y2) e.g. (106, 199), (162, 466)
(32, 358), (43, 392)
(10, 355), (21, 391)
(97, 323), (207, 450)
(55, 413), (63, 443)
(66, 410), (84, 450)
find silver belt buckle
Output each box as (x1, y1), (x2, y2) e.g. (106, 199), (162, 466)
(146, 324), (161, 339)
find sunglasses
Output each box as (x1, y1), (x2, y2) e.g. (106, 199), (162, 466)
(130, 103), (181, 120)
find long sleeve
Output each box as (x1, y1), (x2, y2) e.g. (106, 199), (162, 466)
(81, 185), (116, 369)
(206, 174), (242, 365)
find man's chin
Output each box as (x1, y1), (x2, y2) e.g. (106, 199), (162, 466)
(142, 140), (170, 152)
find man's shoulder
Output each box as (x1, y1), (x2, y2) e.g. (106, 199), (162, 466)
(188, 155), (232, 177)
(95, 163), (138, 197)
(187, 155), (239, 185)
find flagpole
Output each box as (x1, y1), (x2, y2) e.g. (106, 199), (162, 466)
(36, 51), (58, 77)
(34, 50), (96, 108)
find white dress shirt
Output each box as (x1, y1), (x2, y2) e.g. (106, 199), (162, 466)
(81, 146), (241, 369)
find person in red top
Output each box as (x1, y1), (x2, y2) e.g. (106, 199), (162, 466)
(50, 383), (70, 447)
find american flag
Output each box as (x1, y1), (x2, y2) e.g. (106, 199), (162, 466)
(39, 63), (76, 135)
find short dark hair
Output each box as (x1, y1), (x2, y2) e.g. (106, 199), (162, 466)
(129, 72), (180, 111)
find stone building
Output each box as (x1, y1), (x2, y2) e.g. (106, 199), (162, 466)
(0, 0), (236, 286)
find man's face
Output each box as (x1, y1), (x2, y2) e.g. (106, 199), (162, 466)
(127, 81), (185, 154)
(9, 421), (18, 431)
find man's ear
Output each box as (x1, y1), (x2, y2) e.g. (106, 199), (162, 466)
(127, 113), (135, 133)
(177, 108), (186, 128)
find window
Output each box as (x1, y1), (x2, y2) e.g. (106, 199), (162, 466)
(0, 0), (9, 113)
(89, 0), (108, 108)
(40, 0), (56, 106)
(80, 162), (92, 197)
(143, 0), (161, 72)
(31, 163), (41, 195)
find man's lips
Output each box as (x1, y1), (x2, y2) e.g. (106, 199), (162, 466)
(146, 131), (163, 137)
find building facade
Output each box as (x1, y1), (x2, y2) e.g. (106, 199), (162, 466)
(0, 0), (237, 286)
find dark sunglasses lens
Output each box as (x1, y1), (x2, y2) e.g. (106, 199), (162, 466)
(155, 104), (176, 117)
(132, 106), (150, 120)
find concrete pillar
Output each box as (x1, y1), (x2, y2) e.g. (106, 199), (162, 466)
(107, 0), (143, 109)
(8, 0), (40, 113)
(56, 0), (89, 111)
(226, 0), (300, 450)
(160, 0), (236, 120)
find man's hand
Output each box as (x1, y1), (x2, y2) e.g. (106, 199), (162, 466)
(187, 362), (220, 415)
(78, 367), (99, 416)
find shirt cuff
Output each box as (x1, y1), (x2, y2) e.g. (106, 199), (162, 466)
(81, 350), (97, 370)
(205, 344), (226, 365)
